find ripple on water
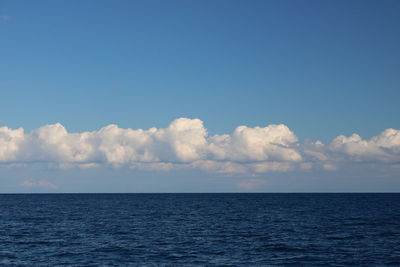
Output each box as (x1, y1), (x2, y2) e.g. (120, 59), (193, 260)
(0, 193), (398, 266)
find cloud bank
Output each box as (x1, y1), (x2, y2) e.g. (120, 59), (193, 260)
(1, 118), (400, 173)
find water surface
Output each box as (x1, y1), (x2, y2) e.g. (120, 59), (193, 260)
(0, 193), (399, 266)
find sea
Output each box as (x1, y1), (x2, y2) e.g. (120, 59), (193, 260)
(0, 193), (399, 266)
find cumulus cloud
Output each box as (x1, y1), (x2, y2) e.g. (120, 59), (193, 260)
(330, 129), (400, 163)
(0, 126), (24, 161)
(208, 124), (302, 162)
(1, 118), (400, 173)
(301, 129), (400, 169)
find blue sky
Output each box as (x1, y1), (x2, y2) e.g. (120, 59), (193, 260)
(1, 0), (400, 192)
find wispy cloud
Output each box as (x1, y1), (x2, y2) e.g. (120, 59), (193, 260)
(236, 179), (266, 191)
(1, 118), (400, 174)
(20, 180), (59, 190)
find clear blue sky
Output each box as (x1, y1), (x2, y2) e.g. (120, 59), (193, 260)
(1, 0), (400, 192)
(2, 0), (400, 140)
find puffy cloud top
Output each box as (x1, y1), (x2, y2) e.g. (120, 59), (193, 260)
(331, 129), (400, 162)
(1, 118), (399, 173)
(0, 126), (24, 161)
(209, 124), (301, 162)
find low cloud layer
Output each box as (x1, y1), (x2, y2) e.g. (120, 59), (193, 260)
(1, 118), (399, 173)
(20, 180), (59, 190)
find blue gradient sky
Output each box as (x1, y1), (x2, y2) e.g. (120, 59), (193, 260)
(1, 0), (400, 192)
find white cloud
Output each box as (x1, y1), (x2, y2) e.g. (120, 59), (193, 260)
(23, 123), (97, 163)
(191, 160), (247, 174)
(322, 163), (337, 171)
(250, 162), (294, 173)
(20, 180), (59, 190)
(155, 118), (208, 162)
(236, 179), (266, 191)
(1, 118), (400, 174)
(208, 124), (302, 162)
(129, 162), (175, 172)
(330, 129), (400, 163)
(0, 126), (24, 161)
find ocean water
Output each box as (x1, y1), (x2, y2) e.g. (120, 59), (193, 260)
(0, 193), (399, 266)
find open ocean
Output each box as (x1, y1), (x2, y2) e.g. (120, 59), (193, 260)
(0, 193), (399, 266)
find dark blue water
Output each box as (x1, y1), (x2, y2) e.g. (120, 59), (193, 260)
(0, 193), (399, 266)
